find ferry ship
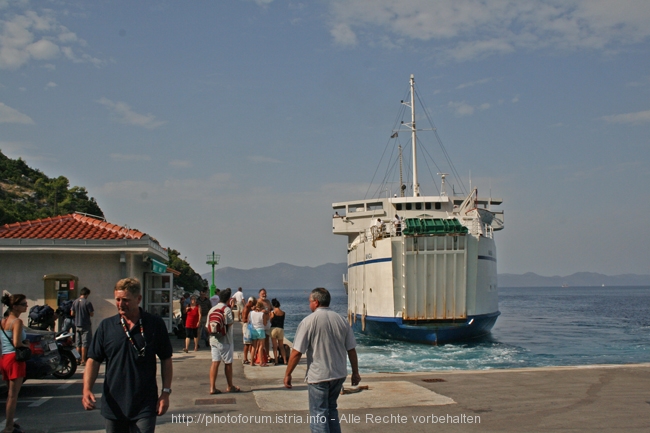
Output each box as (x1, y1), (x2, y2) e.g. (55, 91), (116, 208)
(332, 75), (504, 344)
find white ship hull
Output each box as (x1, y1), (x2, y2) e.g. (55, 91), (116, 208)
(334, 194), (503, 344)
(332, 75), (504, 344)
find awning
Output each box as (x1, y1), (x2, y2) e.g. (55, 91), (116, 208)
(151, 259), (167, 274)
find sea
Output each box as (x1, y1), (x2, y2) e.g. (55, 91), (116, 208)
(266, 286), (650, 373)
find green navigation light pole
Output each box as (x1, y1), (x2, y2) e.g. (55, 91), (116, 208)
(206, 251), (220, 297)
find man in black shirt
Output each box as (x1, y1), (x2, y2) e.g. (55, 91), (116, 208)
(82, 278), (173, 433)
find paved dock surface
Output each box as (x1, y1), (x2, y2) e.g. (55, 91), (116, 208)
(10, 322), (650, 432)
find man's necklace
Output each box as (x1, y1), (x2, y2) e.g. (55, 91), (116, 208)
(120, 317), (146, 358)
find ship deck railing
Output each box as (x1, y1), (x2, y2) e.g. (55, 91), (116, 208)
(348, 217), (489, 251)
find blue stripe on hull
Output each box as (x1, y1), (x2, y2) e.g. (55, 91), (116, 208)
(348, 257), (392, 268)
(351, 312), (500, 345)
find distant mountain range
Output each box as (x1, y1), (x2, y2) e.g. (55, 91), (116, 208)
(498, 272), (650, 288)
(208, 263), (347, 291)
(206, 263), (650, 290)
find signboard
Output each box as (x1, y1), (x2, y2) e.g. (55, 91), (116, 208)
(151, 259), (167, 274)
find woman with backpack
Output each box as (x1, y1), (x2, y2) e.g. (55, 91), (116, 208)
(1, 293), (29, 433)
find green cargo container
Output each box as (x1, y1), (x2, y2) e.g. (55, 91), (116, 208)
(402, 218), (467, 235)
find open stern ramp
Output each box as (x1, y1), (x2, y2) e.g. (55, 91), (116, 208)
(396, 234), (470, 321)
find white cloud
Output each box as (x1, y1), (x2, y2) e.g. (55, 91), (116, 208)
(448, 101), (474, 116)
(169, 160), (192, 168)
(97, 98), (166, 129)
(0, 8), (102, 69)
(45, 81), (56, 89)
(601, 109), (650, 124)
(327, 0), (650, 60)
(330, 22), (358, 46)
(448, 100), (490, 116)
(247, 155), (282, 164)
(0, 102), (34, 124)
(0, 140), (33, 155)
(110, 153), (152, 162)
(25, 38), (59, 59)
(456, 78), (491, 90)
(241, 0), (275, 6)
(0, 140), (54, 162)
(100, 173), (234, 203)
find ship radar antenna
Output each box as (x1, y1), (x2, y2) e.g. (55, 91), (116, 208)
(438, 173), (448, 197)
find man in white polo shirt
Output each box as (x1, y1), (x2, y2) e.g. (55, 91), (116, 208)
(232, 287), (245, 322)
(284, 287), (360, 433)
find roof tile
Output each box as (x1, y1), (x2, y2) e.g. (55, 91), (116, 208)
(0, 214), (146, 240)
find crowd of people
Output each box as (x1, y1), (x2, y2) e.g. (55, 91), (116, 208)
(179, 287), (287, 368)
(1, 282), (359, 433)
(1, 287), (96, 433)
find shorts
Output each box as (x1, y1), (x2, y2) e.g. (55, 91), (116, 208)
(251, 328), (266, 341)
(243, 322), (252, 345)
(1, 352), (26, 381)
(76, 326), (92, 348)
(271, 327), (285, 341)
(185, 327), (198, 338)
(210, 338), (233, 364)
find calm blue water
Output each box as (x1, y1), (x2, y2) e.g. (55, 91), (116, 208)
(266, 286), (650, 373)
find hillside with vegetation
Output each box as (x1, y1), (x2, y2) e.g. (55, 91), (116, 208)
(167, 248), (208, 293)
(0, 150), (205, 291)
(0, 150), (104, 225)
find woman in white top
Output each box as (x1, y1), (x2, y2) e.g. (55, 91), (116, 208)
(248, 301), (269, 367)
(1, 293), (29, 433)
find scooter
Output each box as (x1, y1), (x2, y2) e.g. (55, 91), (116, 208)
(52, 331), (80, 379)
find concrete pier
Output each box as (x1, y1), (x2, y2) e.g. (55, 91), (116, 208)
(17, 322), (650, 432)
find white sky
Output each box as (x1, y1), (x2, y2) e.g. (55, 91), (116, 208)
(1, 0), (649, 276)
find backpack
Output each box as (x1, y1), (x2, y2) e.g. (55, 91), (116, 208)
(29, 304), (54, 323)
(58, 300), (74, 317)
(206, 305), (227, 336)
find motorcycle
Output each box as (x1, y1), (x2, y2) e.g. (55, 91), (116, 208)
(52, 331), (80, 379)
(24, 328), (61, 380)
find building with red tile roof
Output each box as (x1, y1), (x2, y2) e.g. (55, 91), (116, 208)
(0, 213), (146, 240)
(0, 213), (175, 331)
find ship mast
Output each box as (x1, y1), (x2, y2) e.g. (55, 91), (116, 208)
(409, 74), (420, 197)
(398, 145), (405, 197)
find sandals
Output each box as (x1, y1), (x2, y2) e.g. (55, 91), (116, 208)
(226, 386), (241, 393)
(6, 424), (24, 433)
(242, 360), (250, 365)
(183, 348), (188, 353)
(210, 389), (222, 395)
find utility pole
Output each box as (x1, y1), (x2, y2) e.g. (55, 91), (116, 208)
(206, 251), (220, 297)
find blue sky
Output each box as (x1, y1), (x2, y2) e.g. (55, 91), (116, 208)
(1, 0), (649, 277)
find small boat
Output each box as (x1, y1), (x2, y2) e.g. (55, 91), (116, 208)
(332, 75), (505, 344)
